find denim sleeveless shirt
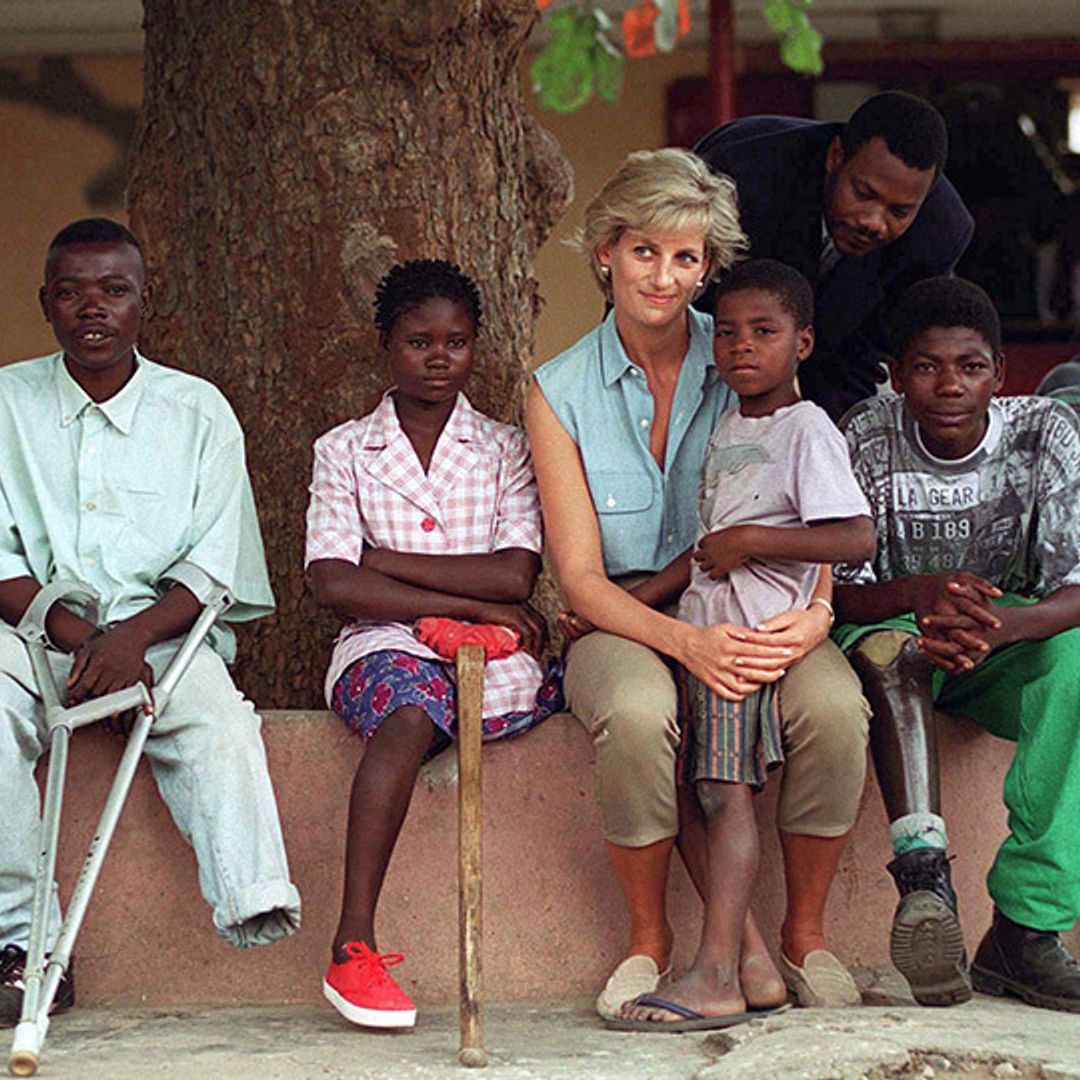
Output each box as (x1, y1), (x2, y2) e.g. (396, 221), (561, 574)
(534, 308), (733, 576)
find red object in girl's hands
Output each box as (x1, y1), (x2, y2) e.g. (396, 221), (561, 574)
(415, 617), (521, 662)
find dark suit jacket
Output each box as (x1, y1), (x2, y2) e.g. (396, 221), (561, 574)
(694, 117), (974, 419)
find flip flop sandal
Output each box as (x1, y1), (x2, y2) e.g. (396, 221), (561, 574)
(603, 993), (756, 1033)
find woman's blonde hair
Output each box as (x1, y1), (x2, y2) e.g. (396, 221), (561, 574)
(574, 148), (747, 299)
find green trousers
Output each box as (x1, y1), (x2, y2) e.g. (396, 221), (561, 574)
(837, 605), (1080, 932)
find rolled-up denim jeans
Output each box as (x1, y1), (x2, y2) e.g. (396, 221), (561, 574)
(0, 625), (301, 951)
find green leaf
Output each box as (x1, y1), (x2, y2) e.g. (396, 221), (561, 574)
(594, 45), (624, 103)
(545, 9), (582, 33)
(763, 0), (796, 33)
(762, 0), (823, 76)
(530, 11), (598, 114)
(780, 19), (824, 74)
(531, 7), (631, 114)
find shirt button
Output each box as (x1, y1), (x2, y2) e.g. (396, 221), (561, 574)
(85, 556), (97, 566)
(639, 418), (649, 429)
(85, 501), (96, 511)
(666, 533), (675, 544)
(605, 496), (616, 508)
(420, 516), (436, 532)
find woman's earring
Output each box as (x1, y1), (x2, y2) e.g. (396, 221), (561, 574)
(696, 279), (705, 289)
(600, 264), (611, 278)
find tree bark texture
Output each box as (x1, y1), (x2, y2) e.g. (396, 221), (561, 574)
(129, 0), (573, 706)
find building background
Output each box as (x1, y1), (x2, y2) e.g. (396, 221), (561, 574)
(3, 1), (1078, 379)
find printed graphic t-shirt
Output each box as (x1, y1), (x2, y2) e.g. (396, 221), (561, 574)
(835, 395), (1080, 595)
(678, 400), (869, 629)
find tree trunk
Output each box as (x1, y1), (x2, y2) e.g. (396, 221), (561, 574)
(129, 0), (573, 706)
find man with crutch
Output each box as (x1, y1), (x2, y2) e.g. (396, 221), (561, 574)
(0, 219), (301, 1033)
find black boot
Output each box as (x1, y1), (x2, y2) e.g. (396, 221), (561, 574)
(886, 848), (972, 1006)
(972, 909), (1080, 1013)
(0, 944), (76, 1027)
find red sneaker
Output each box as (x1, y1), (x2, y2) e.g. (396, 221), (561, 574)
(322, 941), (417, 1028)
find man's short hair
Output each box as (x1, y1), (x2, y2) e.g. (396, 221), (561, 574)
(841, 92), (948, 174)
(46, 218), (142, 272)
(889, 277), (1001, 357)
(713, 258), (813, 328)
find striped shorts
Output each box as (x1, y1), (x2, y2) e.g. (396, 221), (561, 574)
(677, 668), (783, 788)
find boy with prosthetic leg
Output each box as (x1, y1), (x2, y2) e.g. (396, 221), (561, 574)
(835, 277), (1080, 1012)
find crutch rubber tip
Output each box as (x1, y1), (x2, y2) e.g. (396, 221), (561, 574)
(8, 1050), (39, 1077)
(458, 1047), (489, 1069)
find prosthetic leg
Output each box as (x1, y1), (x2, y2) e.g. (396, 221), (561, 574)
(849, 631), (941, 821)
(849, 631), (971, 1006)
(455, 643), (488, 1069)
(8, 571), (232, 1077)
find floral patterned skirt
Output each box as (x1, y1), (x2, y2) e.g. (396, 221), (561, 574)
(331, 649), (564, 742)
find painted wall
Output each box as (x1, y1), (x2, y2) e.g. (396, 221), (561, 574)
(0, 55), (142, 364)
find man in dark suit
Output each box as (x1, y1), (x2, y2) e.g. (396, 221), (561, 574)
(695, 92), (974, 419)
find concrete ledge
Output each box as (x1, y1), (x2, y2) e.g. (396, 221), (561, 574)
(47, 708), (1071, 1007)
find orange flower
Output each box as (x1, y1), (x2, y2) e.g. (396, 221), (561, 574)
(622, 0), (691, 59)
(623, 1), (659, 57)
(536, 0), (554, 9)
(677, 0), (690, 37)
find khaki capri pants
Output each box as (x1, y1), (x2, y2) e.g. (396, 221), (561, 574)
(564, 629), (870, 847)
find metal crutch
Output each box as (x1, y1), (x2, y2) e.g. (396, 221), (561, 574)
(8, 568), (233, 1078)
(455, 643), (488, 1069)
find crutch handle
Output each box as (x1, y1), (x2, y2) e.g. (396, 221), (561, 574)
(152, 570), (233, 709)
(48, 683), (154, 733)
(15, 580), (99, 648)
(159, 561), (232, 612)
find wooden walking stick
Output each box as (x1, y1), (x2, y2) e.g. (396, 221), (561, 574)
(455, 643), (488, 1068)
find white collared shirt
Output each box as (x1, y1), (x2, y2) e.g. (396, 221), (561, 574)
(0, 351), (274, 660)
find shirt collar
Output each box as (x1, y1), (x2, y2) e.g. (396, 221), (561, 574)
(362, 389), (480, 449)
(598, 307), (717, 389)
(54, 349), (147, 435)
(820, 217), (842, 277)
(904, 398), (1004, 472)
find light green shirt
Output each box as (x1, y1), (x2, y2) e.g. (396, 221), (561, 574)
(0, 351), (273, 661)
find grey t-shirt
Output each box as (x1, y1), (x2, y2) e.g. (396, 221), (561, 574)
(679, 400), (870, 629)
(836, 395), (1080, 595)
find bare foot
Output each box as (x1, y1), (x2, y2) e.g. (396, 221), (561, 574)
(619, 965), (746, 1023)
(739, 950), (787, 1009)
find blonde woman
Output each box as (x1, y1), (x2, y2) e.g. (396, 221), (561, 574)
(526, 150), (870, 1024)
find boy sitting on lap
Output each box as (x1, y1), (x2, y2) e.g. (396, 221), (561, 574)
(617, 260), (875, 1030)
